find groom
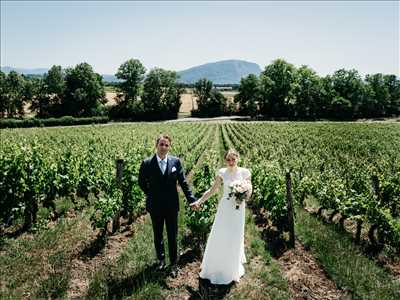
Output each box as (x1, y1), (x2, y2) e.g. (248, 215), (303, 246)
(138, 134), (198, 277)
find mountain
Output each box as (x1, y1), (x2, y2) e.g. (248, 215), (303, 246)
(101, 74), (119, 82)
(177, 59), (262, 84)
(1, 66), (50, 75)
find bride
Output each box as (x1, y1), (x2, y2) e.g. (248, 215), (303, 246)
(193, 149), (252, 284)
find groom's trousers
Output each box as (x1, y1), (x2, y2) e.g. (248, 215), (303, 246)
(150, 211), (178, 265)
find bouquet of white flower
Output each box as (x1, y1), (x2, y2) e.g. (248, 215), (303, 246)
(228, 179), (252, 209)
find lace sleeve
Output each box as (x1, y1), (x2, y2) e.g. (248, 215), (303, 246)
(243, 168), (251, 180)
(217, 168), (224, 179)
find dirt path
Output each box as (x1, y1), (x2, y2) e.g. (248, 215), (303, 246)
(277, 241), (349, 300)
(252, 209), (348, 300)
(254, 218), (349, 299)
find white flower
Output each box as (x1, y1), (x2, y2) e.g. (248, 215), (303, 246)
(228, 179), (252, 209)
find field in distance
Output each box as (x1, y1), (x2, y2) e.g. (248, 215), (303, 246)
(105, 88), (238, 113)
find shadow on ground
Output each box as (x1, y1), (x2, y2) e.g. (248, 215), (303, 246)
(186, 278), (235, 300)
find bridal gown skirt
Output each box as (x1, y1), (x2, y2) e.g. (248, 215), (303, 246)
(199, 196), (246, 284)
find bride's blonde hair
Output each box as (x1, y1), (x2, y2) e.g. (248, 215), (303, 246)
(224, 149), (240, 161)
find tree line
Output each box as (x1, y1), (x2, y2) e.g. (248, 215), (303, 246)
(0, 58), (399, 121)
(234, 59), (400, 119)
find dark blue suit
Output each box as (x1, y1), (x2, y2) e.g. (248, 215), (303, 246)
(139, 154), (196, 264)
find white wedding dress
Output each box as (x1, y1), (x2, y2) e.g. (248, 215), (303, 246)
(199, 167), (251, 284)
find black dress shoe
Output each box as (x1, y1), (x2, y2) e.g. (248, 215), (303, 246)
(156, 260), (166, 271)
(169, 264), (179, 278)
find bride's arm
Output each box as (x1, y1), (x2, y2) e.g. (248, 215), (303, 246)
(245, 172), (252, 200)
(246, 178), (252, 200)
(197, 175), (223, 205)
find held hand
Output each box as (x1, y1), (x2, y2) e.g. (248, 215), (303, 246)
(190, 200), (201, 211)
(246, 191), (251, 201)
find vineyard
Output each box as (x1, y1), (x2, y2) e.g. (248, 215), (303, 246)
(1, 121), (399, 299)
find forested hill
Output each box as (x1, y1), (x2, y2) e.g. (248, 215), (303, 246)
(177, 59), (262, 84)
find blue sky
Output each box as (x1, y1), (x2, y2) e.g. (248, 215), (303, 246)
(1, 1), (398, 76)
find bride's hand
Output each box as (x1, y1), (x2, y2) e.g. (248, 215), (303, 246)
(190, 200), (202, 211)
(245, 190), (252, 201)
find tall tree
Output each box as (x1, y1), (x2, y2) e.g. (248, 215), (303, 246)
(45, 65), (66, 99)
(291, 66), (322, 119)
(115, 58), (146, 106)
(194, 78), (213, 112)
(63, 63), (106, 117)
(363, 73), (390, 117)
(207, 89), (228, 117)
(141, 68), (183, 119)
(3, 71), (26, 118)
(383, 75), (400, 116)
(29, 66), (66, 118)
(234, 74), (259, 117)
(0, 71), (7, 118)
(320, 75), (335, 118)
(330, 69), (364, 118)
(193, 78), (226, 117)
(29, 77), (50, 118)
(259, 59), (296, 117)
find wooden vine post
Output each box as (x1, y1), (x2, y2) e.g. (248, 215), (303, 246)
(286, 171), (295, 248)
(112, 158), (124, 233)
(369, 174), (384, 245)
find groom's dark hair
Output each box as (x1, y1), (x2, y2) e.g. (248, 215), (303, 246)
(156, 134), (172, 146)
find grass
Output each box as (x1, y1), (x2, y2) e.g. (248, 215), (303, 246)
(84, 213), (162, 299)
(295, 207), (400, 300)
(0, 210), (95, 299)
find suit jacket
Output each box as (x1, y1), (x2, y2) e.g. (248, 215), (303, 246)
(138, 154), (196, 215)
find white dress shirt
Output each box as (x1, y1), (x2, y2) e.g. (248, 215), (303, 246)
(156, 154), (168, 174)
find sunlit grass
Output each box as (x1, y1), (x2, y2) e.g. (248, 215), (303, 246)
(295, 207), (400, 300)
(0, 211), (94, 299)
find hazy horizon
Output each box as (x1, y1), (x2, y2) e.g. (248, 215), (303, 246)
(1, 58), (260, 74)
(1, 1), (399, 77)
